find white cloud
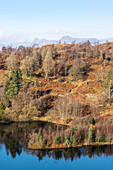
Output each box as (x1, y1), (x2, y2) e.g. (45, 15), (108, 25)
(0, 30), (3, 38)
(0, 32), (34, 44)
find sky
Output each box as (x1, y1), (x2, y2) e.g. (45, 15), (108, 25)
(0, 0), (113, 42)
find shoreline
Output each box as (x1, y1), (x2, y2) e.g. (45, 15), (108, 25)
(1, 119), (113, 151)
(28, 142), (113, 150)
(0, 118), (68, 126)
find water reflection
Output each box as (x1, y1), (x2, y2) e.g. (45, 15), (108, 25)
(0, 122), (113, 161)
(27, 145), (113, 161)
(0, 121), (65, 158)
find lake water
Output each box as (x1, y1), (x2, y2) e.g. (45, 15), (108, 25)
(0, 122), (113, 170)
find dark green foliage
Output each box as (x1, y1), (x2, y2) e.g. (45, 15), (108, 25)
(70, 127), (75, 136)
(54, 135), (61, 145)
(0, 103), (5, 118)
(92, 118), (97, 125)
(0, 103), (5, 111)
(4, 70), (22, 100)
(103, 66), (112, 90)
(37, 132), (46, 148)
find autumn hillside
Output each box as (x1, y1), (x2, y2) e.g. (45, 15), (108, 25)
(0, 41), (113, 129)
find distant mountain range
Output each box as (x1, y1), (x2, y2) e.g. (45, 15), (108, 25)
(0, 36), (113, 49)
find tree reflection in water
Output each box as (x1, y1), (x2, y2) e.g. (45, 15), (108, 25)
(0, 122), (113, 160)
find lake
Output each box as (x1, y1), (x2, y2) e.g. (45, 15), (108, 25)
(0, 122), (113, 170)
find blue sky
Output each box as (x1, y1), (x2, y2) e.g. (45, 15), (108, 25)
(0, 0), (113, 42)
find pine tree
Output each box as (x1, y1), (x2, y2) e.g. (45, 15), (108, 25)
(4, 70), (22, 100)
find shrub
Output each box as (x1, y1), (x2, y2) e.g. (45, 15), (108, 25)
(69, 65), (83, 81)
(69, 59), (86, 81)
(38, 136), (45, 148)
(0, 103), (5, 110)
(106, 119), (113, 125)
(37, 132), (45, 148)
(54, 135), (61, 145)
(64, 134), (70, 146)
(58, 77), (64, 83)
(0, 103), (5, 118)
(70, 135), (78, 146)
(100, 133), (106, 142)
(70, 127), (75, 136)
(88, 128), (94, 143)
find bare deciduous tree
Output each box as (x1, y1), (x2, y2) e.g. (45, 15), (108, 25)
(43, 47), (55, 80)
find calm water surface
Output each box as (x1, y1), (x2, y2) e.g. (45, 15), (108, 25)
(0, 122), (113, 170)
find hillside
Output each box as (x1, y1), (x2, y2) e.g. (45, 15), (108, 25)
(0, 42), (113, 127)
(1, 41), (113, 148)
